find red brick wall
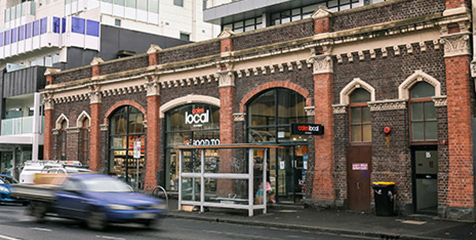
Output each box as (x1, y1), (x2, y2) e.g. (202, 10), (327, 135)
(445, 55), (475, 208)
(145, 95), (160, 191)
(148, 53), (159, 66)
(312, 73), (335, 201)
(90, 103), (101, 171)
(314, 18), (330, 34)
(221, 38), (232, 52)
(446, 0), (466, 8)
(44, 109), (53, 160)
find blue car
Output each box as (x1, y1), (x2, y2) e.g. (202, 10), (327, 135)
(34, 174), (166, 230)
(0, 174), (29, 205)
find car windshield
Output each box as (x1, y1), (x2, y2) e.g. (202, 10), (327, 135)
(82, 177), (133, 193)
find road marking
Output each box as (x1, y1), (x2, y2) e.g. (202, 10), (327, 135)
(96, 235), (126, 240)
(0, 234), (20, 240)
(30, 227), (53, 232)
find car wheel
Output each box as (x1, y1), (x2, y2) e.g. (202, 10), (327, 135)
(87, 209), (108, 231)
(31, 202), (46, 223)
(144, 219), (159, 229)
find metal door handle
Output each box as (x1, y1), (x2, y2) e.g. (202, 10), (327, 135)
(357, 182), (360, 190)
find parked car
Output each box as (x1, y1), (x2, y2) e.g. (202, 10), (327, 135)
(11, 174), (166, 230)
(0, 174), (28, 205)
(19, 160), (88, 184)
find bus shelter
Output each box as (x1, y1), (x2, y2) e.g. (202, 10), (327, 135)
(174, 144), (282, 216)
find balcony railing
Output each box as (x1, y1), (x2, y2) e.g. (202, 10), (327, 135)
(1, 116), (44, 136)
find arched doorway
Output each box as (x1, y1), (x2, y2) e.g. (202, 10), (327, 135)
(164, 103), (220, 191)
(247, 88), (307, 203)
(108, 106), (145, 189)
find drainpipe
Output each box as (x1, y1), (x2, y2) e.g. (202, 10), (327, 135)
(31, 92), (40, 161)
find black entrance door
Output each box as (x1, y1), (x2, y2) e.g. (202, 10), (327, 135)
(274, 145), (307, 203)
(412, 147), (438, 214)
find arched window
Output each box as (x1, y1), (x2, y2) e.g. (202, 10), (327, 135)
(79, 118), (90, 165)
(108, 106), (145, 189)
(350, 88), (371, 143)
(60, 120), (67, 160)
(410, 82), (436, 142)
(247, 88), (307, 143)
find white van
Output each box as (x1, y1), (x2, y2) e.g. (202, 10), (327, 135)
(19, 160), (82, 184)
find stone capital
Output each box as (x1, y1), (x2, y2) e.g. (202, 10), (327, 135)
(433, 96), (447, 107)
(304, 106), (315, 116)
(471, 60), (476, 78)
(88, 91), (102, 104)
(88, 84), (102, 104)
(43, 95), (55, 110)
(217, 70), (235, 87)
(100, 124), (109, 132)
(308, 54), (333, 74)
(440, 33), (470, 57)
(145, 80), (160, 96)
(332, 104), (347, 114)
(233, 112), (245, 122)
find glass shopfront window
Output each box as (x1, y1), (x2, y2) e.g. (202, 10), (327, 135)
(108, 106), (145, 189)
(165, 104), (220, 191)
(248, 88), (307, 143)
(247, 88), (308, 203)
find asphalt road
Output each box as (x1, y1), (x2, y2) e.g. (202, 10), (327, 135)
(0, 204), (363, 240)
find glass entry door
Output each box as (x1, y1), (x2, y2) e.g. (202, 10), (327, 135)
(275, 145), (307, 203)
(413, 148), (438, 214)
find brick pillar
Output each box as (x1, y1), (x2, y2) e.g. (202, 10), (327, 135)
(43, 69), (58, 160)
(145, 80), (160, 191)
(217, 29), (236, 196)
(309, 6), (336, 205)
(43, 100), (54, 160)
(310, 56), (335, 203)
(89, 97), (101, 172)
(89, 58), (103, 171)
(441, 29), (474, 219)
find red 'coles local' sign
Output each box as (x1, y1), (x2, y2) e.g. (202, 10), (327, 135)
(291, 123), (324, 135)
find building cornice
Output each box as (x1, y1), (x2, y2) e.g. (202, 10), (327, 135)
(46, 11), (460, 95)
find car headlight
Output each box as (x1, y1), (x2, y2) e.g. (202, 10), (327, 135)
(107, 204), (135, 211)
(0, 186), (9, 193)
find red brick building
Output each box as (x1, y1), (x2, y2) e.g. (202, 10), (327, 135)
(42, 0), (475, 220)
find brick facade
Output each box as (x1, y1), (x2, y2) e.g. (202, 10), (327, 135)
(42, 0), (475, 220)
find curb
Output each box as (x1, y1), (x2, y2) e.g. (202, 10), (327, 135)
(166, 212), (460, 240)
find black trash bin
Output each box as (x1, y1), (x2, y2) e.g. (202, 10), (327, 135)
(372, 182), (396, 216)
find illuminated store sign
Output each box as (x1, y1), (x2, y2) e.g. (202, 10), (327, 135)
(291, 123), (324, 135)
(185, 107), (210, 126)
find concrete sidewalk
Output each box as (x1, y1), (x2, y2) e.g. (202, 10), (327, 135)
(164, 199), (476, 240)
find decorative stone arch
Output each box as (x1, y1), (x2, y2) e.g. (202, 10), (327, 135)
(104, 100), (147, 125)
(398, 70), (441, 100)
(76, 111), (91, 128)
(55, 114), (69, 130)
(239, 80), (312, 113)
(160, 95), (221, 118)
(340, 78), (376, 105)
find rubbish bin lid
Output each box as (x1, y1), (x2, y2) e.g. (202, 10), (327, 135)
(372, 181), (395, 185)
